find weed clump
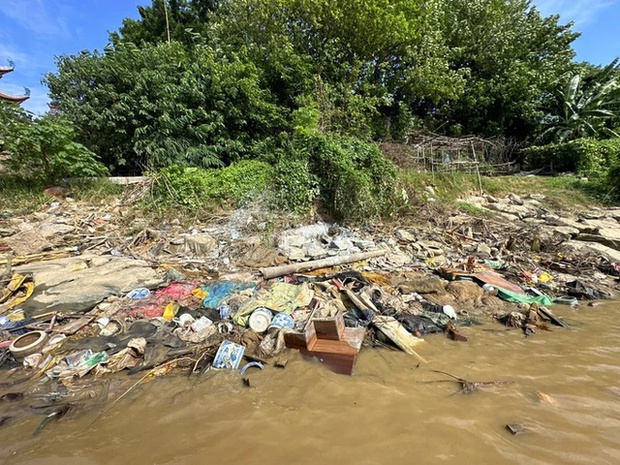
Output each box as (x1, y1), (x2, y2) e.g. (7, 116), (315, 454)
(153, 160), (274, 209)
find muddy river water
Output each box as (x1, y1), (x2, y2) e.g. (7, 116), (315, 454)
(0, 302), (619, 465)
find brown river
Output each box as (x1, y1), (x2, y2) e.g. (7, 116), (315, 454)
(0, 302), (619, 465)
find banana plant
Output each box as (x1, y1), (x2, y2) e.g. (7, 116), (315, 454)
(540, 58), (620, 143)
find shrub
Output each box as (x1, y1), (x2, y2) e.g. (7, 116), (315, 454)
(154, 160), (273, 209)
(2, 114), (107, 182)
(299, 134), (398, 221)
(153, 135), (398, 221)
(273, 156), (317, 213)
(523, 139), (620, 177)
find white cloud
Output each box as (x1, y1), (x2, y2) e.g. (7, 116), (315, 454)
(533, 0), (615, 26)
(0, 0), (70, 37)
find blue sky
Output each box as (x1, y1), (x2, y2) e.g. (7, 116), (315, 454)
(0, 0), (619, 115)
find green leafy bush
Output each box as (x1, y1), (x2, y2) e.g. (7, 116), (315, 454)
(296, 134), (398, 221)
(606, 163), (620, 200)
(524, 139), (620, 177)
(154, 160), (274, 209)
(153, 134), (398, 221)
(3, 115), (108, 182)
(273, 156), (317, 213)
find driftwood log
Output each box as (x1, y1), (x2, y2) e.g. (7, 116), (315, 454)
(259, 250), (386, 279)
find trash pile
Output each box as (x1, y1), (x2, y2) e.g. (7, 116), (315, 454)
(0, 191), (618, 431)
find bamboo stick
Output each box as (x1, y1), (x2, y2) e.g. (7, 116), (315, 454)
(259, 250), (386, 279)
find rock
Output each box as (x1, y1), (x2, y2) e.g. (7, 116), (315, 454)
(90, 256), (111, 267)
(185, 233), (218, 255)
(279, 223), (329, 249)
(576, 233), (620, 251)
(528, 193), (546, 201)
(497, 213), (521, 223)
(15, 255), (163, 315)
(3, 230), (52, 255)
(287, 247), (306, 261)
(39, 218), (75, 240)
(165, 268), (187, 282)
(607, 209), (620, 221)
(304, 242), (328, 258)
(485, 195), (499, 203)
(43, 186), (71, 197)
(508, 193), (524, 206)
(395, 229), (416, 243)
(564, 241), (620, 263)
(351, 239), (375, 250)
(385, 251), (411, 267)
(525, 199), (543, 208)
(577, 219), (620, 250)
(481, 295), (505, 312)
(279, 233), (305, 249)
(581, 211), (606, 220)
(486, 203), (535, 219)
(553, 226), (580, 237)
(542, 215), (597, 233)
(329, 236), (355, 251)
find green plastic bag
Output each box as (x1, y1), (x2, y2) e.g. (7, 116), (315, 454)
(497, 288), (554, 306)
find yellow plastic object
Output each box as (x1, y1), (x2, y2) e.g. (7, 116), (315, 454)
(191, 288), (208, 300)
(162, 302), (179, 321)
(538, 272), (554, 283)
(3, 281), (34, 312)
(0, 273), (27, 304)
(8, 309), (25, 322)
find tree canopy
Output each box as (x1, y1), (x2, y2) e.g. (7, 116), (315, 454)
(44, 0), (591, 174)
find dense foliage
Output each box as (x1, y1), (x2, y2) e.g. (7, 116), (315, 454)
(45, 1), (585, 167)
(154, 134), (398, 221)
(38, 0), (620, 213)
(154, 160), (273, 208)
(539, 59), (620, 144)
(524, 138), (620, 177)
(45, 42), (282, 173)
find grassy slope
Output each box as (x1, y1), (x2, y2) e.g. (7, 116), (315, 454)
(398, 171), (605, 212)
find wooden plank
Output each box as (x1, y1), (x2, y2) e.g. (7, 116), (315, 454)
(373, 316), (426, 363)
(53, 315), (96, 335)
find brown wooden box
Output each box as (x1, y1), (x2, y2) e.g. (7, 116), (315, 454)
(312, 311), (345, 341)
(283, 318), (317, 350)
(300, 327), (366, 375)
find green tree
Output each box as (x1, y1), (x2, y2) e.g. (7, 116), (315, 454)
(109, 0), (218, 47)
(45, 41), (283, 173)
(219, 0), (465, 139)
(0, 101), (31, 151)
(436, 0), (578, 139)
